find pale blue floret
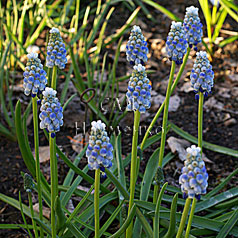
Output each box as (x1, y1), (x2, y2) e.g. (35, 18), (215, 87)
(39, 87), (63, 138)
(165, 21), (188, 65)
(46, 27), (67, 69)
(190, 51), (214, 99)
(183, 6), (203, 50)
(126, 64), (151, 113)
(126, 26), (148, 66)
(86, 120), (113, 170)
(23, 53), (47, 97)
(179, 145), (208, 199)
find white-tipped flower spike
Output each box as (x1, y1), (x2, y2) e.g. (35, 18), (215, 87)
(86, 120), (113, 170)
(39, 87), (63, 138)
(183, 6), (203, 50)
(166, 21), (188, 65)
(126, 64), (152, 113)
(179, 145), (208, 200)
(126, 25), (149, 66)
(190, 51), (214, 99)
(46, 27), (67, 69)
(23, 53), (47, 97)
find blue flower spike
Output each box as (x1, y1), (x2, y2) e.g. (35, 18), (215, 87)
(190, 51), (214, 99)
(126, 25), (149, 66)
(39, 87), (63, 138)
(86, 120), (113, 170)
(166, 21), (188, 65)
(126, 64), (152, 113)
(183, 6), (203, 51)
(46, 27), (67, 69)
(179, 145), (208, 200)
(23, 52), (47, 97)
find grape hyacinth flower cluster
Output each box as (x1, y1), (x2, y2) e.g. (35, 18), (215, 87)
(126, 64), (152, 113)
(39, 87), (63, 138)
(166, 21), (188, 65)
(86, 120), (113, 171)
(23, 53), (47, 97)
(190, 51), (214, 99)
(183, 6), (203, 50)
(179, 145), (208, 199)
(46, 27), (67, 69)
(126, 25), (149, 66)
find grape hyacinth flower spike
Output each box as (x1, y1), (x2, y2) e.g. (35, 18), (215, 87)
(39, 87), (63, 138)
(166, 21), (188, 65)
(23, 52), (47, 97)
(126, 25), (149, 66)
(86, 120), (113, 238)
(179, 145), (208, 200)
(23, 173), (35, 193)
(183, 6), (203, 51)
(126, 64), (152, 113)
(46, 27), (67, 69)
(86, 120), (113, 171)
(190, 51), (214, 99)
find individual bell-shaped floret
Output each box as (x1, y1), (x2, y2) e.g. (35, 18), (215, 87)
(39, 87), (63, 138)
(126, 25), (149, 66)
(166, 21), (188, 65)
(86, 120), (113, 170)
(23, 53), (47, 97)
(126, 64), (152, 113)
(179, 145), (208, 199)
(183, 6), (203, 50)
(190, 51), (214, 99)
(46, 27), (67, 69)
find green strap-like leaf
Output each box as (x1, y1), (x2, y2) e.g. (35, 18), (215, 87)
(109, 204), (137, 238)
(164, 193), (178, 238)
(142, 0), (181, 21)
(170, 122), (238, 157)
(154, 183), (168, 238)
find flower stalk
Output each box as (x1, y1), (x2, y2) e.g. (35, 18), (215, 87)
(153, 61), (175, 203)
(185, 197), (197, 238)
(50, 135), (57, 238)
(176, 198), (192, 238)
(198, 92), (204, 150)
(32, 96), (43, 238)
(28, 192), (39, 238)
(94, 169), (100, 238)
(51, 66), (57, 90)
(126, 110), (140, 238)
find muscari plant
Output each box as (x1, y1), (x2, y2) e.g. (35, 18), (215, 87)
(1, 4), (238, 238)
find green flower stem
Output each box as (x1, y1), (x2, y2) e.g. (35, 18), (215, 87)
(94, 169), (100, 238)
(140, 48), (191, 150)
(51, 66), (57, 90)
(158, 61), (175, 167)
(185, 197), (197, 238)
(50, 66), (59, 238)
(176, 198), (191, 238)
(28, 192), (39, 238)
(50, 135), (57, 238)
(126, 110), (141, 238)
(153, 61), (175, 203)
(32, 97), (43, 238)
(198, 92), (204, 152)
